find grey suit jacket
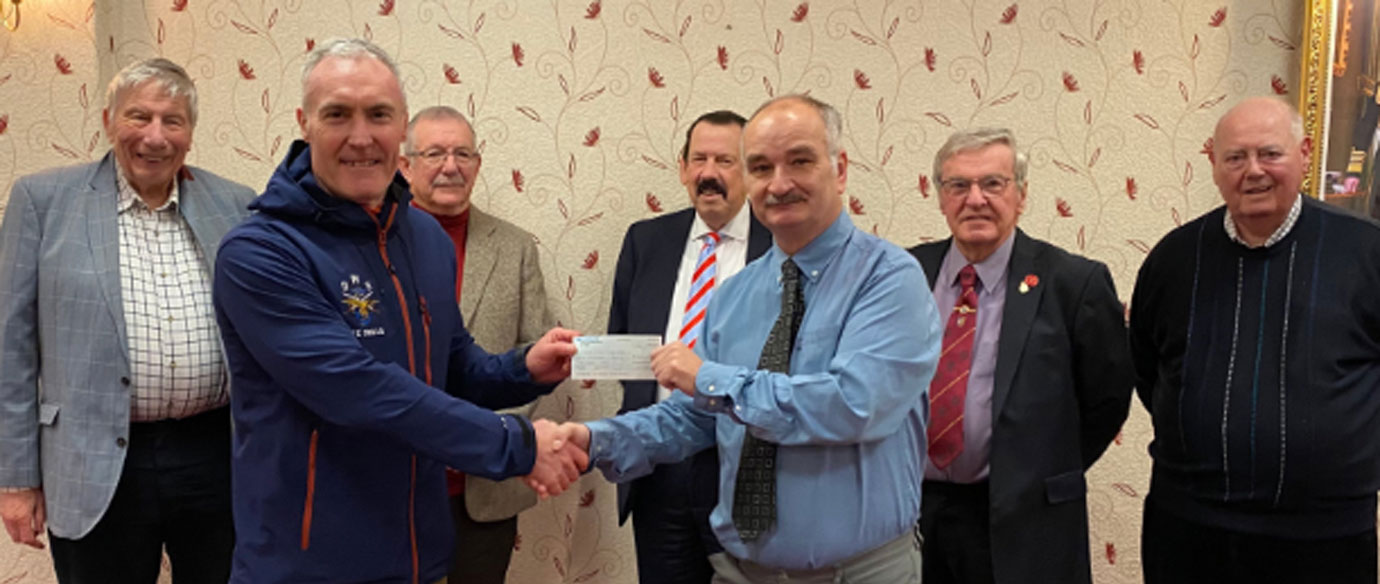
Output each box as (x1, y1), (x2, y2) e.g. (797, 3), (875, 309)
(0, 153), (254, 538)
(459, 207), (554, 522)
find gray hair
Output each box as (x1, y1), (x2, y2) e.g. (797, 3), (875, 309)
(751, 94), (844, 161)
(301, 38), (405, 109)
(105, 58), (198, 126)
(405, 106), (474, 154)
(933, 127), (1028, 185)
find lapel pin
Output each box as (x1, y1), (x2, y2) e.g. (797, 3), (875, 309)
(1019, 274), (1039, 294)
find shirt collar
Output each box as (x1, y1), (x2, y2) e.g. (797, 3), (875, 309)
(1223, 193), (1302, 249)
(774, 209), (853, 283)
(116, 167), (180, 214)
(689, 203), (751, 243)
(938, 230), (1016, 293)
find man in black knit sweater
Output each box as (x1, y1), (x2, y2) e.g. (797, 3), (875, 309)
(1131, 96), (1380, 583)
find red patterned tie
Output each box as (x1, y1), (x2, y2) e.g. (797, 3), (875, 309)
(928, 264), (978, 469)
(679, 232), (720, 349)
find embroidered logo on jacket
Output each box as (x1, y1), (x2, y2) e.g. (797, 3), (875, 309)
(340, 275), (385, 337)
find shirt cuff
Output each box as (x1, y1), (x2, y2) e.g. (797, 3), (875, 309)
(693, 361), (740, 414)
(584, 419), (616, 470)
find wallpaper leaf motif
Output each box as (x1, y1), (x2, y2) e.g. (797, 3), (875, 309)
(0, 1), (1306, 582)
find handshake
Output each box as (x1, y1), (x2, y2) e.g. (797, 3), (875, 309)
(523, 420), (592, 498)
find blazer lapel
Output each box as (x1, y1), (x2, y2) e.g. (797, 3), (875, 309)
(991, 230), (1040, 420)
(178, 168), (229, 267)
(86, 155), (128, 360)
(746, 212), (772, 261)
(460, 209), (499, 324)
(913, 239), (949, 290)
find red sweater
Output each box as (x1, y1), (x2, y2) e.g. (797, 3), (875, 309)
(415, 203), (470, 496)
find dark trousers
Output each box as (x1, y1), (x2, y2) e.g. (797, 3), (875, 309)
(49, 407), (234, 584)
(631, 453), (722, 584)
(919, 480), (995, 584)
(1141, 493), (1378, 584)
(447, 494), (517, 584)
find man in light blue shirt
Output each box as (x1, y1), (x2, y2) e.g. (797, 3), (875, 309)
(557, 95), (942, 583)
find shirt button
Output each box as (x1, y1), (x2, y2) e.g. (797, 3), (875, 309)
(120, 376), (131, 386)
(115, 437), (127, 448)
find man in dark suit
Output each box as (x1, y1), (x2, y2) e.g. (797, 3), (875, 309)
(607, 110), (771, 583)
(908, 127), (1133, 584)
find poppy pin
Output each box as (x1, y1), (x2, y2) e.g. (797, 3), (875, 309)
(1019, 274), (1039, 294)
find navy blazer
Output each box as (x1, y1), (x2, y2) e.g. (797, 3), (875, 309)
(909, 229), (1133, 584)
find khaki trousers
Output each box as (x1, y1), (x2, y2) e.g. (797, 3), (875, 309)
(708, 529), (923, 584)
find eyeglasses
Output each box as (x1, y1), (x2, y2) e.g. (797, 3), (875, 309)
(940, 175), (1015, 198)
(408, 148), (480, 167)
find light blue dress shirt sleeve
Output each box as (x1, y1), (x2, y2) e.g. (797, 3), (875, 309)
(586, 392), (717, 483)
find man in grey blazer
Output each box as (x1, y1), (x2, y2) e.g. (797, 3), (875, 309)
(400, 105), (554, 584)
(0, 58), (254, 583)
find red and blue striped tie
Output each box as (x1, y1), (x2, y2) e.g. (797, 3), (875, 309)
(679, 231), (721, 349)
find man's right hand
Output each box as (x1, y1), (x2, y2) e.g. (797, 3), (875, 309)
(0, 488), (46, 549)
(524, 419), (589, 499)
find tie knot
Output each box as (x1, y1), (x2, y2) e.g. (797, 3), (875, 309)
(781, 258), (801, 285)
(705, 231), (722, 246)
(958, 264), (978, 289)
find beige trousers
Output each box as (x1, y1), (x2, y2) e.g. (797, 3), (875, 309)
(708, 529), (923, 584)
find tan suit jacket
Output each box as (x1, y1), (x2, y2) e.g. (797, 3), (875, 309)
(460, 207), (554, 521)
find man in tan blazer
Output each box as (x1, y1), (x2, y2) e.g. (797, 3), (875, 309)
(400, 105), (554, 583)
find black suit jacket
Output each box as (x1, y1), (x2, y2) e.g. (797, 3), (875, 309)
(910, 229), (1132, 584)
(607, 206), (771, 523)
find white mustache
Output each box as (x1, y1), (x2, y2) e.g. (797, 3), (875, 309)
(432, 177), (467, 188)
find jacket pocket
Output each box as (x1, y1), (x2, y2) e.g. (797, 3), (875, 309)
(301, 428), (319, 550)
(1044, 469), (1086, 504)
(38, 403), (59, 426)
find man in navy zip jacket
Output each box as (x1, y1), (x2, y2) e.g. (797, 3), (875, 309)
(212, 38), (584, 584)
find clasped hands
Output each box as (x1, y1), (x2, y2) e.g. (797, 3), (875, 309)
(522, 341), (700, 497)
(524, 420), (592, 498)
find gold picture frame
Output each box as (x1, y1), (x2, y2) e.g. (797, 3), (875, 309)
(1299, 0), (1331, 198)
(1301, 0), (1380, 217)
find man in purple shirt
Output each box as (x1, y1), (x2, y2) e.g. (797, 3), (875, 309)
(908, 127), (1133, 584)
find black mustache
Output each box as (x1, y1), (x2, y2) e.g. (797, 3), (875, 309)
(696, 178), (727, 197)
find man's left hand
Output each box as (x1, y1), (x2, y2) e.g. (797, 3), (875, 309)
(652, 342), (701, 396)
(526, 327), (580, 384)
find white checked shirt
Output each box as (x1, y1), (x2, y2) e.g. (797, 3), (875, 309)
(117, 170), (227, 421)
(1224, 193), (1302, 249)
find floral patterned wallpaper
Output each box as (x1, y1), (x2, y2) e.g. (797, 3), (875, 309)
(0, 0), (1300, 582)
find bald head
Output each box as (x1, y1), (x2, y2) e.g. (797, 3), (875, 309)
(1214, 97), (1303, 144)
(1210, 97), (1310, 246)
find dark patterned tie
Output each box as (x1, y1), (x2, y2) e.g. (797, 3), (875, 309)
(732, 258), (803, 541)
